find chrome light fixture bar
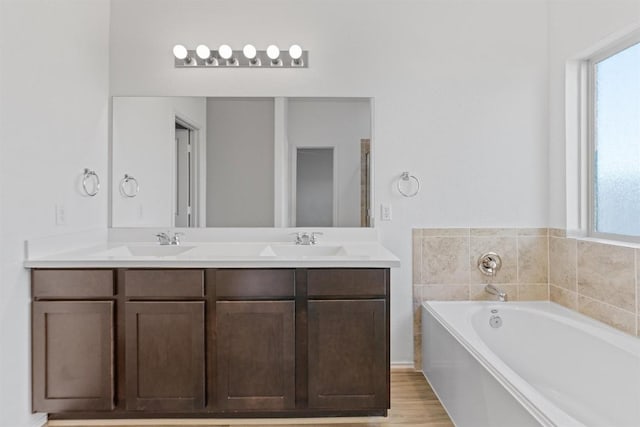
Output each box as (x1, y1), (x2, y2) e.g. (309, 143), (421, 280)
(173, 44), (308, 68)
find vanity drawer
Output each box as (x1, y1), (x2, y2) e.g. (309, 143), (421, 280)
(32, 270), (114, 299)
(307, 269), (387, 298)
(215, 269), (295, 299)
(124, 270), (204, 298)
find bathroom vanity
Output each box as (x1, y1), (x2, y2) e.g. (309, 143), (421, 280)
(25, 230), (398, 420)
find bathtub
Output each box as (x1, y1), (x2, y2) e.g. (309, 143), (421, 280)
(422, 301), (640, 427)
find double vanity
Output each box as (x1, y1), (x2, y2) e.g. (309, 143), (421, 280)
(25, 228), (399, 420)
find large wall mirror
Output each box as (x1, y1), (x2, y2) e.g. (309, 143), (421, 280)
(111, 97), (373, 228)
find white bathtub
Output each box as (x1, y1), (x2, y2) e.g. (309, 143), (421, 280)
(422, 301), (640, 427)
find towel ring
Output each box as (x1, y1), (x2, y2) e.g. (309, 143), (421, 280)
(120, 174), (139, 198)
(82, 168), (100, 197)
(397, 171), (420, 197)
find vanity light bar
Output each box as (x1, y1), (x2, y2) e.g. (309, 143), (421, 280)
(173, 44), (308, 68)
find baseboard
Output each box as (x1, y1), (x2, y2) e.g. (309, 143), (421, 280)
(32, 413), (47, 427)
(48, 416), (385, 426)
(390, 362), (416, 371)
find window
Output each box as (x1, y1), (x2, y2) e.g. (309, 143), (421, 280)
(590, 40), (640, 239)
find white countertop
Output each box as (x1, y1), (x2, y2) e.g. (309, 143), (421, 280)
(24, 228), (400, 269)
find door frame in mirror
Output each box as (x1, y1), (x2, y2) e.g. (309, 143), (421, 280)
(290, 146), (338, 227)
(173, 113), (205, 227)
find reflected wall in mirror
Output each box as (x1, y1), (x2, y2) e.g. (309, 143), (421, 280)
(111, 97), (373, 228)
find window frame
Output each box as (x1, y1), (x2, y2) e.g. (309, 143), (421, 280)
(586, 35), (640, 243)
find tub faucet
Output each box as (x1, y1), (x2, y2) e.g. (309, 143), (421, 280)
(485, 284), (507, 302)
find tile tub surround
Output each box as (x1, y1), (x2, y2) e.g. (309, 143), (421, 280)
(412, 228), (549, 369)
(549, 230), (639, 336)
(413, 227), (640, 369)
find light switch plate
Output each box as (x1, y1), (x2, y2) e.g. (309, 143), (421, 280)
(380, 204), (392, 221)
(55, 204), (66, 226)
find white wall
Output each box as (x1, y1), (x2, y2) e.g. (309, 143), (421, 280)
(0, 1), (110, 426)
(288, 98), (370, 227)
(110, 0), (550, 363)
(547, 0), (640, 229)
(111, 97), (206, 227)
(206, 98), (274, 226)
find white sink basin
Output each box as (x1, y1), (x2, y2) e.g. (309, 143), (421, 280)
(98, 245), (195, 257)
(261, 245), (348, 257)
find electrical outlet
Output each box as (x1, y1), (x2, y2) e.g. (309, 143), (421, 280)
(55, 204), (66, 225)
(380, 204), (392, 221)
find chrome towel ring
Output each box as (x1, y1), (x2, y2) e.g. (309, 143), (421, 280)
(120, 174), (139, 198)
(82, 168), (100, 197)
(397, 171), (420, 197)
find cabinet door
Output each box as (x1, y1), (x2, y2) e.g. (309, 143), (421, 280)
(308, 299), (387, 409)
(32, 301), (114, 412)
(217, 301), (295, 410)
(125, 301), (205, 411)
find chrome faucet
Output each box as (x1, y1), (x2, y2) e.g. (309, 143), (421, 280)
(310, 232), (323, 244)
(485, 284), (507, 302)
(155, 231), (184, 246)
(291, 231), (324, 245)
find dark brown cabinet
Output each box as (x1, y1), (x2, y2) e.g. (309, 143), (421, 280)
(214, 269), (296, 410)
(125, 301), (206, 411)
(32, 267), (390, 419)
(307, 300), (387, 409)
(305, 268), (389, 411)
(216, 301), (295, 410)
(121, 269), (206, 412)
(31, 269), (116, 413)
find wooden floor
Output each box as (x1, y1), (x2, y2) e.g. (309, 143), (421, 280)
(48, 369), (453, 427)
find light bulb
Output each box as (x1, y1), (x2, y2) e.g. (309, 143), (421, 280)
(243, 44), (257, 59)
(218, 44), (233, 60)
(173, 44), (188, 60)
(196, 44), (211, 59)
(266, 45), (280, 60)
(289, 44), (302, 59)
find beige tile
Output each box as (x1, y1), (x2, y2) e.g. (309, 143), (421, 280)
(577, 241), (635, 312)
(637, 249), (640, 318)
(469, 284), (517, 301)
(421, 228), (469, 237)
(413, 285), (423, 305)
(413, 302), (422, 342)
(549, 237), (577, 291)
(550, 285), (577, 310)
(518, 236), (548, 283)
(470, 228), (516, 237)
(412, 231), (423, 284)
(518, 284), (548, 301)
(413, 332), (422, 370)
(413, 297), (423, 370)
(517, 228), (548, 236)
(421, 285), (469, 301)
(578, 296), (636, 335)
(549, 228), (567, 238)
(469, 237), (517, 284)
(422, 237), (469, 284)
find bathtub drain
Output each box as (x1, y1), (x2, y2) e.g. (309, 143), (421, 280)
(489, 314), (503, 328)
